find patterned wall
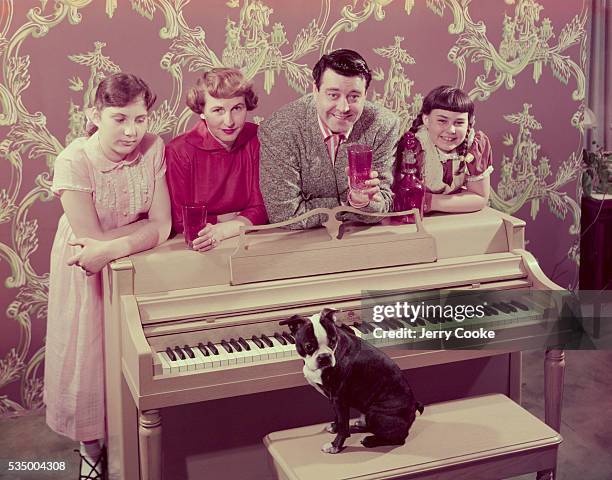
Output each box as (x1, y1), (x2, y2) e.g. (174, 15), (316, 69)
(0, 0), (588, 415)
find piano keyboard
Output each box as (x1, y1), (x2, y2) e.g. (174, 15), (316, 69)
(154, 296), (548, 375)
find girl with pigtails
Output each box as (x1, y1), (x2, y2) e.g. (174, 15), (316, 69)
(396, 85), (493, 213)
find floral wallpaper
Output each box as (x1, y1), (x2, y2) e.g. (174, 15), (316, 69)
(0, 0), (588, 415)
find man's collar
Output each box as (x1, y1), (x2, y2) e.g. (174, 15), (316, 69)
(317, 114), (352, 141)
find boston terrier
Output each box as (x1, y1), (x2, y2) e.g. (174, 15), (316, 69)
(279, 308), (424, 454)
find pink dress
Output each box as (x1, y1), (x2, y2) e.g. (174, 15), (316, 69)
(44, 132), (165, 441)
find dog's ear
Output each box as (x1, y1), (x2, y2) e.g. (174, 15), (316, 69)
(320, 308), (338, 325)
(279, 315), (308, 335)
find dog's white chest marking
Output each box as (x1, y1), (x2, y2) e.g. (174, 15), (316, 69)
(303, 365), (327, 397)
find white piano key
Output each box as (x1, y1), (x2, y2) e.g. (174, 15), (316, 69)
(273, 335), (294, 358)
(264, 337), (282, 359)
(192, 346), (212, 370)
(158, 351), (172, 375)
(272, 336), (293, 358)
(259, 336), (278, 359)
(179, 347), (198, 371)
(208, 347), (223, 368)
(237, 340), (254, 363)
(172, 348), (189, 372)
(249, 339), (269, 361)
(190, 346), (204, 369)
(216, 343), (233, 366)
(228, 341), (248, 364)
(245, 339), (263, 362)
(240, 339), (257, 362)
(203, 349), (217, 369)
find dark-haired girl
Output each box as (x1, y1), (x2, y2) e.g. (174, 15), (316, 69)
(44, 73), (171, 479)
(166, 67), (267, 251)
(396, 85), (493, 213)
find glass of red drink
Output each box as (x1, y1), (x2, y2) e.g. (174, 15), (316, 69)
(347, 144), (372, 193)
(182, 203), (207, 249)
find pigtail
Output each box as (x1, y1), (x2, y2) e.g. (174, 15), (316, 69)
(457, 115), (476, 157)
(409, 114), (424, 134)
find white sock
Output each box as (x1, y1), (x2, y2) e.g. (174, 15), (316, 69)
(79, 440), (104, 477)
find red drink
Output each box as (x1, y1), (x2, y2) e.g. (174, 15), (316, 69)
(347, 144), (372, 192)
(182, 203), (207, 248)
(393, 152), (425, 224)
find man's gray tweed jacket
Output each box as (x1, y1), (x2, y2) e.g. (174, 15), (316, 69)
(258, 93), (400, 229)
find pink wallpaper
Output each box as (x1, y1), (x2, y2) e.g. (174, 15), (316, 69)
(0, 0), (589, 413)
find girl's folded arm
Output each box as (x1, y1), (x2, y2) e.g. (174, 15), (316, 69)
(430, 176), (490, 213)
(61, 177), (172, 260)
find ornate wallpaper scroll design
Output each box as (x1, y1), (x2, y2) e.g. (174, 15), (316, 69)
(0, 0), (587, 414)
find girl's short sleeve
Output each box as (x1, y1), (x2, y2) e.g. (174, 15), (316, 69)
(465, 130), (494, 182)
(51, 145), (92, 196)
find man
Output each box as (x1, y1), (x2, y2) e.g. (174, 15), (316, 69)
(258, 49), (400, 229)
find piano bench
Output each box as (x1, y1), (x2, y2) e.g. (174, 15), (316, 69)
(263, 394), (562, 480)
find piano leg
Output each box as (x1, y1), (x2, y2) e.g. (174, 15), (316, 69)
(139, 409), (162, 480)
(537, 349), (565, 480)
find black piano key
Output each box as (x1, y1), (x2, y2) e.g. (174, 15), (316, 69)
(414, 316), (427, 327)
(261, 334), (273, 347)
(282, 332), (295, 344)
(206, 341), (219, 355)
(197, 342), (209, 356)
(386, 318), (404, 329)
(492, 302), (512, 314)
(229, 338), (242, 352)
(238, 337), (251, 350)
(499, 301), (517, 313)
(420, 316), (433, 325)
(221, 340), (233, 353)
(183, 345), (195, 359)
(274, 332), (287, 345)
(377, 320), (391, 331)
(485, 305), (499, 315)
(166, 346), (177, 361)
(510, 300), (530, 311)
(481, 305), (494, 316)
(251, 335), (264, 348)
(385, 319), (399, 329)
(361, 322), (375, 332)
(340, 324), (355, 336)
(352, 322), (369, 334)
(174, 346), (186, 360)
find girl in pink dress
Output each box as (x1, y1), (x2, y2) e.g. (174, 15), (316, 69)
(44, 73), (171, 479)
(396, 85), (493, 213)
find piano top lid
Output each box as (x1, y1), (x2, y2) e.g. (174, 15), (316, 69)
(122, 207), (524, 295)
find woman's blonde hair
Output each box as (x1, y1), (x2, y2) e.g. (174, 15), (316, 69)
(186, 68), (258, 114)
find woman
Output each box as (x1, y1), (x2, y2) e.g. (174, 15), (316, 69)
(396, 85), (493, 213)
(45, 73), (171, 479)
(166, 68), (268, 251)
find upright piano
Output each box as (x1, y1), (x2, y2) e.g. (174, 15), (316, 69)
(103, 207), (567, 480)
